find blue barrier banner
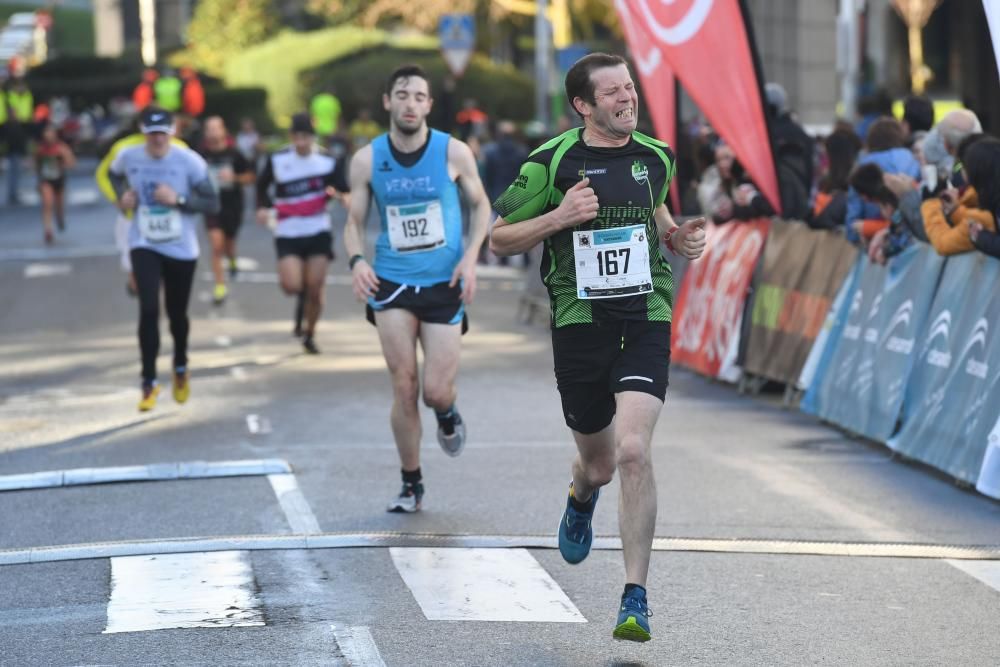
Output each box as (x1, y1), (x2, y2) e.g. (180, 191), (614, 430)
(889, 254), (1000, 485)
(801, 244), (944, 440)
(799, 253), (863, 402)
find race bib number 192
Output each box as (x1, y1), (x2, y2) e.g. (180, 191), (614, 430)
(386, 200), (446, 253)
(574, 224), (653, 299)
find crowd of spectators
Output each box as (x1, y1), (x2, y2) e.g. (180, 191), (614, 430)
(684, 84), (1000, 264)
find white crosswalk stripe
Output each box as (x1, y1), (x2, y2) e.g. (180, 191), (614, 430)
(389, 547), (587, 623)
(103, 551), (264, 634)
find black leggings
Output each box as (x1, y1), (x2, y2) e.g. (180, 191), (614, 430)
(131, 249), (197, 385)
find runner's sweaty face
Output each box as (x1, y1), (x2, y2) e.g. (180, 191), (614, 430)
(584, 65), (639, 139)
(384, 76), (432, 136)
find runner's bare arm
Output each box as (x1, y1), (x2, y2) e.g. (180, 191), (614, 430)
(343, 145), (379, 300)
(60, 143), (77, 170)
(343, 145), (372, 261)
(449, 139), (491, 263)
(653, 204), (678, 237)
(490, 177), (599, 256)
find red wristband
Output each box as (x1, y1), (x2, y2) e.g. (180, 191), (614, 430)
(664, 227), (678, 255)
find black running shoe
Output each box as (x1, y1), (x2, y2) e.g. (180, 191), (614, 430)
(302, 336), (320, 354)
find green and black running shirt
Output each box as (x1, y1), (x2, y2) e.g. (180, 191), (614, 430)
(493, 128), (676, 328)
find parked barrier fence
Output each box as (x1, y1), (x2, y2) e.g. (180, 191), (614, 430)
(670, 219), (1000, 501)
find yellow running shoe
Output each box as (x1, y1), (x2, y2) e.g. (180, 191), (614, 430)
(213, 283), (228, 305)
(138, 384), (160, 412)
(173, 371), (190, 404)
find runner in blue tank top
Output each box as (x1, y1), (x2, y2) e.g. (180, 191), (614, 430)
(343, 64), (491, 513)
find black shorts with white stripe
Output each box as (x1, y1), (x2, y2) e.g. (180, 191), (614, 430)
(551, 320), (670, 434)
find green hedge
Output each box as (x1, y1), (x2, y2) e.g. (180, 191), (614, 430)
(302, 50), (536, 130)
(221, 25), (437, 127)
(203, 87), (273, 133)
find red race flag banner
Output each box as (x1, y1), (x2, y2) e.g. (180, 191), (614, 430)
(671, 219), (770, 379)
(616, 0), (781, 214)
(615, 0), (681, 212)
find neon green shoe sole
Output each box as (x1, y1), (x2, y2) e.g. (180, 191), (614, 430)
(613, 616), (651, 642)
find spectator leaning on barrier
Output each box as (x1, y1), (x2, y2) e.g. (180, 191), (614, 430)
(921, 109), (982, 191)
(921, 132), (996, 256)
(765, 82), (813, 221)
(850, 163), (924, 264)
(808, 128), (862, 230)
(965, 138), (1000, 260)
(845, 117), (921, 244)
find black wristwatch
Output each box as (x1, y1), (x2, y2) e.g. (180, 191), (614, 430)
(176, 194), (188, 209)
(349, 254), (365, 270)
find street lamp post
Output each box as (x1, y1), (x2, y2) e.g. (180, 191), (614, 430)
(139, 0), (157, 67)
(535, 0), (551, 134)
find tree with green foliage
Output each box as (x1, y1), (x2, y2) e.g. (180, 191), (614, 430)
(184, 0), (281, 76)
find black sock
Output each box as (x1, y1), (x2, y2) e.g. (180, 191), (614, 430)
(623, 584), (646, 599)
(402, 467), (422, 485)
(435, 405), (456, 436)
(569, 493), (593, 513)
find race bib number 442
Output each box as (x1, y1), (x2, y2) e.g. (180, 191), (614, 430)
(574, 224), (653, 299)
(387, 200), (446, 253)
(137, 205), (183, 243)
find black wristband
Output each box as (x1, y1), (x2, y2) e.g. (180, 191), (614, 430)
(348, 254), (365, 270)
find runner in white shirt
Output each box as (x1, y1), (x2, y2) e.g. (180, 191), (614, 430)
(109, 107), (221, 411)
(256, 112), (350, 354)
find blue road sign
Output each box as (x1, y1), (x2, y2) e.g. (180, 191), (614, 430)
(439, 14), (475, 51)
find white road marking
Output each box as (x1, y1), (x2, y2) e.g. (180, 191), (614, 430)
(389, 547), (586, 622)
(103, 551), (264, 633)
(23, 262), (72, 278)
(231, 366), (248, 381)
(947, 560), (1000, 594)
(0, 245), (118, 261)
(215, 335), (232, 347)
(246, 414), (272, 435)
(3, 534), (999, 567)
(268, 473), (321, 534)
(0, 459), (291, 492)
(331, 625), (387, 666)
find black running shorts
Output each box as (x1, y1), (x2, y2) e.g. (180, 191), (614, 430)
(366, 277), (469, 334)
(551, 320), (671, 434)
(205, 206), (243, 239)
(275, 231), (334, 260)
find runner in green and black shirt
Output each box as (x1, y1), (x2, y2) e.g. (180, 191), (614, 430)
(491, 53), (707, 643)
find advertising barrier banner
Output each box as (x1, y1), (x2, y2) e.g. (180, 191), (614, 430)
(743, 221), (857, 385)
(800, 244), (945, 441)
(671, 219), (770, 379)
(888, 254), (1000, 487)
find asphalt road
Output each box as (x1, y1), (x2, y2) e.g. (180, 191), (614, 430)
(0, 162), (998, 666)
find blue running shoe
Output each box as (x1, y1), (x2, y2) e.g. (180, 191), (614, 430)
(613, 587), (652, 642)
(557, 483), (598, 564)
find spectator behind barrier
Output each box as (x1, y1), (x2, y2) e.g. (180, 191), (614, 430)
(921, 109), (982, 193)
(765, 82), (813, 220)
(845, 117), (921, 244)
(901, 95), (934, 144)
(962, 138), (1000, 260)
(702, 143), (771, 223)
(921, 133), (997, 256)
(808, 128), (862, 230)
(850, 163), (924, 264)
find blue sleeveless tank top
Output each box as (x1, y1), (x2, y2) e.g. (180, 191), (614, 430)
(370, 129), (464, 286)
